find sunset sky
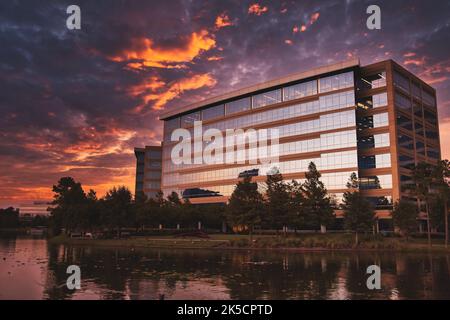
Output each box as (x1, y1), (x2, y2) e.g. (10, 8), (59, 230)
(1, 0), (449, 207)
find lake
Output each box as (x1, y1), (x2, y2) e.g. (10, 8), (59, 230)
(1, 235), (450, 300)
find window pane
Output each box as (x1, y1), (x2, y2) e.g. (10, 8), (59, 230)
(202, 104), (224, 121)
(319, 71), (354, 93)
(253, 89), (282, 109)
(181, 111), (201, 128)
(283, 80), (317, 101)
(226, 97), (251, 115)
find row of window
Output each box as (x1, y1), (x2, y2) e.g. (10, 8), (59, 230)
(359, 175), (393, 190)
(394, 71), (436, 108)
(164, 72), (354, 132)
(357, 113), (389, 130)
(357, 133), (390, 149)
(358, 153), (392, 169)
(162, 108), (356, 163)
(162, 150), (358, 187)
(167, 130), (356, 167)
(357, 92), (388, 110)
(164, 91), (356, 141)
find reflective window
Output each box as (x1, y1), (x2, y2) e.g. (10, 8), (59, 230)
(412, 82), (421, 99)
(425, 127), (439, 140)
(319, 71), (354, 93)
(422, 90), (436, 107)
(164, 118), (180, 137)
(319, 91), (355, 112)
(399, 154), (415, 170)
(373, 113), (389, 128)
(358, 153), (391, 169)
(427, 147), (440, 160)
(225, 97), (251, 115)
(359, 175), (392, 189)
(416, 140), (425, 156)
(373, 93), (388, 108)
(396, 114), (413, 131)
(253, 89), (282, 109)
(413, 101), (423, 118)
(181, 111), (201, 128)
(398, 133), (414, 150)
(395, 92), (411, 111)
(423, 109), (437, 125)
(283, 80), (317, 101)
(414, 121), (424, 137)
(357, 92), (387, 110)
(358, 133), (390, 149)
(202, 104), (224, 121)
(393, 71), (410, 93)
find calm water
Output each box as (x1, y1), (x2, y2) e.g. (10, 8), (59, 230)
(1, 235), (450, 300)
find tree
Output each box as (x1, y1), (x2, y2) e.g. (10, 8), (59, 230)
(391, 200), (418, 239)
(0, 207), (19, 228)
(135, 191), (149, 230)
(342, 172), (375, 245)
(302, 162), (334, 232)
(227, 176), (264, 241)
(433, 160), (450, 248)
(103, 186), (133, 237)
(287, 180), (306, 231)
(265, 169), (291, 235)
(49, 177), (87, 234)
(409, 162), (435, 247)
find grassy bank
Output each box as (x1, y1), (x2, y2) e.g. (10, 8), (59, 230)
(48, 233), (450, 253)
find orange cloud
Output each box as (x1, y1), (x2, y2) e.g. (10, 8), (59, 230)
(293, 26), (299, 33)
(404, 57), (426, 67)
(215, 13), (232, 28)
(110, 30), (216, 69)
(133, 73), (217, 112)
(285, 39), (293, 45)
(248, 4), (268, 16)
(404, 52), (416, 58)
(300, 25), (307, 32)
(207, 56), (223, 61)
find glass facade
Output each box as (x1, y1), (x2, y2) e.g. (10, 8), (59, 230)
(157, 63), (440, 221)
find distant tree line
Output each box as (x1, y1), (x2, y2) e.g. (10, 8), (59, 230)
(0, 207), (49, 229)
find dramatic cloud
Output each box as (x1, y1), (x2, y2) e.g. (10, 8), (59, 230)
(109, 30), (216, 69)
(248, 4), (268, 16)
(215, 13), (233, 29)
(136, 73), (217, 111)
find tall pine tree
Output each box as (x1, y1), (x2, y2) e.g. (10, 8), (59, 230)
(302, 162), (334, 232)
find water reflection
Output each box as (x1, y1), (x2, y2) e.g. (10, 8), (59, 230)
(1, 236), (450, 300)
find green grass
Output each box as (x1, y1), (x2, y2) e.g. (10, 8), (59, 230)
(48, 233), (450, 252)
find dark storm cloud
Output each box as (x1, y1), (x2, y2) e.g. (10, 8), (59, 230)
(1, 0), (450, 205)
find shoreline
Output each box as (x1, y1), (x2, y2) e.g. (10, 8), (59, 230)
(47, 234), (450, 254)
